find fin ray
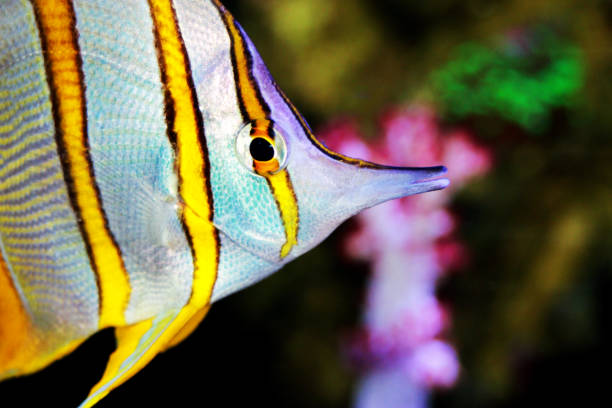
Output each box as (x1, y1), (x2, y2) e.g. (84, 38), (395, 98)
(79, 305), (211, 408)
(164, 305), (209, 351)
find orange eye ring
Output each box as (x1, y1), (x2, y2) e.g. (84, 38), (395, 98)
(253, 157), (280, 174)
(235, 119), (288, 176)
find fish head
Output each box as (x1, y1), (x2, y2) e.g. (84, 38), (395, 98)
(198, 8), (449, 298)
(211, 112), (449, 266)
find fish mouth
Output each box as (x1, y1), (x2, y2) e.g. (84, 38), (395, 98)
(364, 164), (449, 199)
(406, 165), (450, 194)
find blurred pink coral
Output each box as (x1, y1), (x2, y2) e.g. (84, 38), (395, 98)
(408, 340), (460, 388)
(442, 131), (492, 186)
(317, 119), (372, 162)
(319, 106), (491, 406)
(381, 107), (442, 166)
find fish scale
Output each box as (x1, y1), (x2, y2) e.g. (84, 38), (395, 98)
(0, 0), (449, 406)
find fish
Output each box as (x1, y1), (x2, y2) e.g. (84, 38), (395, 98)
(0, 0), (449, 406)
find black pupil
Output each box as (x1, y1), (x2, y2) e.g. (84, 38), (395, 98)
(249, 137), (275, 161)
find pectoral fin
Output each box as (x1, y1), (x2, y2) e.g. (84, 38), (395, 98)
(79, 305), (210, 408)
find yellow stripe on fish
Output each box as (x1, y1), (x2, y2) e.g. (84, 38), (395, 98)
(148, 0), (219, 313)
(148, 0), (219, 293)
(267, 170), (299, 258)
(80, 1), (221, 404)
(31, 0), (130, 328)
(215, 0), (299, 259)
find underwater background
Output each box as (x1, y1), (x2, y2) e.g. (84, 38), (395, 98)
(2, 0), (610, 406)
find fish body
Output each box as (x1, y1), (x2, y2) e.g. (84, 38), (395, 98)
(0, 0), (448, 405)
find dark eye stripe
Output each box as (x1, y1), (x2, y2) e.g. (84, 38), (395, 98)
(215, 0), (299, 260)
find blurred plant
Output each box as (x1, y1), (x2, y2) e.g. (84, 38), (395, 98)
(319, 107), (492, 408)
(432, 28), (583, 132)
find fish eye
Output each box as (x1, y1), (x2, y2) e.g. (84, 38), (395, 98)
(249, 137), (275, 162)
(235, 119), (288, 176)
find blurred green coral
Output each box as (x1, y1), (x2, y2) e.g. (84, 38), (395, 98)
(432, 29), (583, 132)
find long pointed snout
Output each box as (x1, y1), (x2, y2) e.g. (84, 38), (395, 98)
(334, 163), (449, 216)
(287, 144), (450, 258)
